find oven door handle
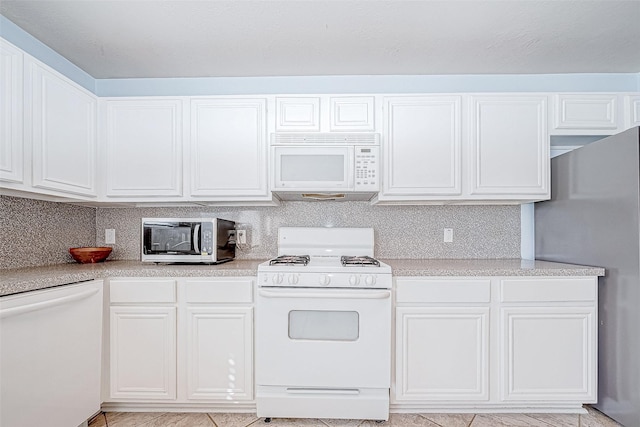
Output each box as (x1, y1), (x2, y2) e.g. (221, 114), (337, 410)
(258, 289), (391, 299)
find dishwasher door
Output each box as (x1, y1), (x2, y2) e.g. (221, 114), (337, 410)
(0, 280), (103, 427)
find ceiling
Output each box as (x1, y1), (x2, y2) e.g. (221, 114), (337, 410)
(1, 1), (639, 79)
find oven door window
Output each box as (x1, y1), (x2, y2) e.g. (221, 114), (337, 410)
(288, 310), (359, 341)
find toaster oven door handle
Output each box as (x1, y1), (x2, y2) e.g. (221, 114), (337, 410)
(258, 289), (391, 300)
(193, 224), (200, 253)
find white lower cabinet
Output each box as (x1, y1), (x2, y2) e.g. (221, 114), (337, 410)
(105, 277), (254, 410)
(395, 307), (490, 401)
(108, 279), (177, 400)
(182, 279), (253, 402)
(110, 305), (177, 399)
(499, 277), (597, 403)
(393, 276), (597, 411)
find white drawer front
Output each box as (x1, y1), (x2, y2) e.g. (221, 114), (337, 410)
(184, 279), (253, 303)
(396, 279), (491, 303)
(109, 279), (176, 303)
(500, 278), (596, 303)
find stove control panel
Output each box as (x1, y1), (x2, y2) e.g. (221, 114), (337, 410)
(259, 272), (391, 289)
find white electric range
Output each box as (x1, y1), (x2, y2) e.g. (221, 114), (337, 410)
(256, 227), (392, 421)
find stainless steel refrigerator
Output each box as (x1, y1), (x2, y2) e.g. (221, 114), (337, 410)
(535, 126), (640, 427)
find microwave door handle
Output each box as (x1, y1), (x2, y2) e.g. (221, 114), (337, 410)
(193, 224), (200, 253)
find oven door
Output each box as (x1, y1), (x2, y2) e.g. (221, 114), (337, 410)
(256, 287), (391, 389)
(272, 146), (354, 191)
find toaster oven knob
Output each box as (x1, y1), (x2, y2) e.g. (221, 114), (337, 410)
(288, 274), (299, 285)
(364, 275), (376, 286)
(272, 273), (284, 285)
(319, 274), (330, 286)
(349, 275), (360, 286)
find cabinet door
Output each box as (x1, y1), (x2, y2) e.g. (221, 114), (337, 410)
(626, 95), (640, 129)
(185, 306), (253, 400)
(500, 306), (596, 402)
(27, 59), (97, 196)
(275, 97), (321, 131)
(553, 94), (620, 135)
(104, 99), (183, 197)
(110, 306), (176, 400)
(330, 96), (375, 131)
(382, 96), (462, 198)
(469, 95), (549, 197)
(395, 307), (489, 402)
(0, 39), (23, 184)
(190, 98), (268, 198)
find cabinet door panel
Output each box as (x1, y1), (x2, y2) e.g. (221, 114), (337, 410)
(29, 60), (96, 196)
(276, 97), (320, 131)
(383, 97), (462, 197)
(395, 307), (489, 401)
(554, 94), (620, 133)
(470, 95), (548, 196)
(190, 98), (268, 197)
(0, 39), (23, 184)
(105, 99), (183, 196)
(110, 306), (176, 400)
(330, 96), (375, 131)
(186, 307), (253, 400)
(501, 307), (596, 402)
(626, 95), (640, 129)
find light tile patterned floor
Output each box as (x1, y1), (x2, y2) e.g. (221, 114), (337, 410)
(88, 406), (623, 427)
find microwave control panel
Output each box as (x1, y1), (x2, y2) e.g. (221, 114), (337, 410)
(354, 146), (379, 191)
(201, 222), (214, 255)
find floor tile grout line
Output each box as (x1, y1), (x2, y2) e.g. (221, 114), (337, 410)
(206, 412), (218, 427)
(467, 414), (476, 427)
(417, 413), (446, 427)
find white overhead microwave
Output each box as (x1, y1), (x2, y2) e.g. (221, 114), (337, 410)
(271, 133), (380, 201)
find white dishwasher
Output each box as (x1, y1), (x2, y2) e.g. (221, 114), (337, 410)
(0, 280), (103, 427)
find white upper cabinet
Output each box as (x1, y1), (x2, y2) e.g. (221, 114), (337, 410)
(190, 98), (269, 199)
(625, 94), (640, 130)
(276, 95), (376, 133)
(330, 96), (375, 131)
(0, 39), (24, 184)
(469, 95), (549, 199)
(102, 98), (184, 197)
(276, 97), (321, 132)
(380, 96), (462, 200)
(552, 94), (621, 135)
(26, 57), (97, 197)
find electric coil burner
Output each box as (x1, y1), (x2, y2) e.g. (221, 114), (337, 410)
(256, 227), (392, 421)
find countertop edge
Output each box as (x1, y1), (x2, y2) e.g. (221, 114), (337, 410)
(0, 259), (605, 297)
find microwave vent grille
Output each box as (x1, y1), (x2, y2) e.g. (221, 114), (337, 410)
(272, 133), (380, 145)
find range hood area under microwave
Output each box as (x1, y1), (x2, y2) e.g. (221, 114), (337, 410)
(271, 133), (380, 201)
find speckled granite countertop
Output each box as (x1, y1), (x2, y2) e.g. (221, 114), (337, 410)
(0, 258), (604, 297)
(0, 260), (266, 297)
(382, 259), (605, 277)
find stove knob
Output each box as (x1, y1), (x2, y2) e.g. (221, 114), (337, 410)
(288, 274), (299, 285)
(319, 274), (331, 286)
(349, 275), (360, 286)
(364, 275), (376, 286)
(272, 273), (284, 285)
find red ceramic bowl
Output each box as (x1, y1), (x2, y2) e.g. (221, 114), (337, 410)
(69, 247), (112, 264)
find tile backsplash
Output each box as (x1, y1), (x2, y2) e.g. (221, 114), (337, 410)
(95, 202), (520, 260)
(0, 196), (97, 269)
(1, 196), (520, 269)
